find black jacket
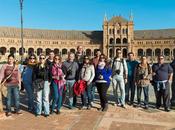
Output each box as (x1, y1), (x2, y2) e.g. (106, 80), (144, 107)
(32, 64), (51, 82)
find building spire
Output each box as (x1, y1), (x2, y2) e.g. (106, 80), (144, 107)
(129, 10), (133, 21)
(104, 12), (108, 22)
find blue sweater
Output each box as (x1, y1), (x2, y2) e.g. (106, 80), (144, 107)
(95, 67), (112, 86)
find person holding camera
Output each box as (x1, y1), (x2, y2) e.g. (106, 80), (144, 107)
(63, 52), (79, 109)
(0, 54), (22, 116)
(95, 54), (112, 112)
(32, 54), (51, 117)
(134, 56), (152, 109)
(112, 49), (128, 108)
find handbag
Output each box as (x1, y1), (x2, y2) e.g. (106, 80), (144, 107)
(32, 79), (45, 91)
(0, 65), (16, 97)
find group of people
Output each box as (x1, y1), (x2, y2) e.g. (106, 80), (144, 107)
(0, 45), (174, 118)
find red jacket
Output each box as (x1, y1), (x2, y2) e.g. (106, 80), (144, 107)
(73, 80), (86, 96)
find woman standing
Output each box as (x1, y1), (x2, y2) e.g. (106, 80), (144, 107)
(51, 55), (65, 114)
(0, 54), (22, 116)
(95, 54), (112, 112)
(135, 56), (152, 109)
(22, 54), (37, 112)
(79, 56), (95, 110)
(33, 54), (50, 117)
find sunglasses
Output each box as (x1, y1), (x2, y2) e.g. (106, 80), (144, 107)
(29, 57), (35, 59)
(40, 57), (45, 60)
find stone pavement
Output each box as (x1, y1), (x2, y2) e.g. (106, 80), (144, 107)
(0, 84), (175, 130)
(0, 101), (175, 130)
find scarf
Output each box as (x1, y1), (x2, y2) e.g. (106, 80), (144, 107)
(52, 63), (66, 95)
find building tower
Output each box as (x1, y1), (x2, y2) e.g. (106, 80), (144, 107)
(103, 15), (134, 58)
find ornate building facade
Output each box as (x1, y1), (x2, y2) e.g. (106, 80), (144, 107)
(0, 15), (175, 62)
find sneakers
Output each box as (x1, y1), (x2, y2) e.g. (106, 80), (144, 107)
(165, 108), (170, 112)
(79, 106), (86, 110)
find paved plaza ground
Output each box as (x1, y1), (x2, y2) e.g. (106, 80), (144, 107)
(0, 85), (175, 130)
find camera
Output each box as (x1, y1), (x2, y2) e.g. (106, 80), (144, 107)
(115, 69), (121, 75)
(140, 73), (145, 80)
(67, 69), (72, 76)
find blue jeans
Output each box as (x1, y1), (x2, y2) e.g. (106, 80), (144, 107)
(81, 83), (92, 106)
(6, 86), (20, 112)
(65, 80), (75, 107)
(137, 85), (149, 106)
(36, 81), (50, 115)
(91, 82), (96, 102)
(51, 82), (63, 111)
(23, 81), (34, 110)
(112, 75), (125, 105)
(125, 78), (135, 103)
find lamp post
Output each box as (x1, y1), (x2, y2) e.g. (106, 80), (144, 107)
(19, 0), (24, 62)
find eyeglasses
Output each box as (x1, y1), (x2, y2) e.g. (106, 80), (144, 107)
(40, 57), (45, 60)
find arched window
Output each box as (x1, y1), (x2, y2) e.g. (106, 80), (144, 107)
(62, 48), (67, 55)
(138, 49), (143, 56)
(122, 29), (125, 34)
(146, 49), (152, 56)
(110, 38), (114, 44)
(86, 49), (91, 56)
(19, 48), (25, 55)
(123, 38), (127, 44)
(54, 48), (59, 55)
(28, 48), (34, 55)
(164, 48), (170, 56)
(70, 49), (75, 53)
(109, 48), (113, 58)
(112, 29), (115, 34)
(46, 48), (51, 56)
(10, 47), (16, 55)
(122, 48), (127, 58)
(37, 48), (43, 56)
(155, 48), (161, 56)
(109, 29), (112, 34)
(0, 47), (7, 55)
(116, 38), (121, 44)
(173, 48), (175, 57)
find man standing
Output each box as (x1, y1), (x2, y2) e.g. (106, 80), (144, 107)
(125, 52), (138, 105)
(112, 49), (128, 108)
(75, 45), (84, 67)
(152, 55), (173, 112)
(63, 53), (79, 109)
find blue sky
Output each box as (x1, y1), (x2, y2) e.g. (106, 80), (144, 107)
(0, 0), (175, 30)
